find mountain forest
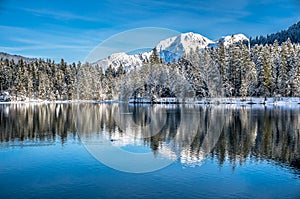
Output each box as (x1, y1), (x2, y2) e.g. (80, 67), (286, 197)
(1, 24), (300, 101)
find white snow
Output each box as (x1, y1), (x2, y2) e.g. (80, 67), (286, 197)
(218, 33), (249, 47)
(128, 97), (300, 106)
(194, 97), (300, 106)
(128, 98), (152, 103)
(0, 91), (11, 102)
(93, 32), (217, 70)
(92, 32), (250, 71)
(155, 32), (215, 62)
(94, 52), (144, 72)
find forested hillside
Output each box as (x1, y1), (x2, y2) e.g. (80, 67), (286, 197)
(250, 21), (300, 46)
(1, 37), (300, 101)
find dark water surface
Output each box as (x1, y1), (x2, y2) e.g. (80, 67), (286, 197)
(0, 103), (299, 199)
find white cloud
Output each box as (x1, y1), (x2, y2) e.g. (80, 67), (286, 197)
(19, 7), (100, 22)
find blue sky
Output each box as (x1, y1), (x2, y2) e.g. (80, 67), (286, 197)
(0, 0), (300, 63)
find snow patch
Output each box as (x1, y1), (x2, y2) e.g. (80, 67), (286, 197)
(218, 33), (249, 47)
(0, 91), (11, 102)
(128, 97), (300, 106)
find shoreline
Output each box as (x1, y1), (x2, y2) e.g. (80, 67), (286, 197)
(1, 97), (300, 106)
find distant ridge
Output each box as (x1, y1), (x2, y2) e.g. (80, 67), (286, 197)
(93, 32), (249, 71)
(0, 52), (36, 63)
(250, 21), (300, 46)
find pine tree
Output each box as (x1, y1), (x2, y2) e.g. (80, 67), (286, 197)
(262, 46), (272, 96)
(279, 42), (289, 96)
(104, 65), (115, 100)
(290, 48), (300, 96)
(270, 40), (281, 96)
(227, 42), (243, 97)
(255, 45), (272, 96)
(217, 40), (228, 97)
(199, 49), (221, 98)
(240, 45), (257, 97)
(149, 48), (161, 64)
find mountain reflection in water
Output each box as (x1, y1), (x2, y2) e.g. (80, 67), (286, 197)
(0, 103), (299, 175)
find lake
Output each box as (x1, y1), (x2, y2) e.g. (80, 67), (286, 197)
(0, 103), (300, 199)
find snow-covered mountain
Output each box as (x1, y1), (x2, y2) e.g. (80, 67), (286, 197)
(219, 33), (249, 47)
(94, 32), (249, 71)
(0, 52), (36, 63)
(94, 52), (147, 72)
(155, 32), (215, 62)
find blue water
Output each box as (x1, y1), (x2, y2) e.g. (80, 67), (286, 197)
(0, 104), (299, 199)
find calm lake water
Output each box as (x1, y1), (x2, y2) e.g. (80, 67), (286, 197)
(0, 103), (300, 199)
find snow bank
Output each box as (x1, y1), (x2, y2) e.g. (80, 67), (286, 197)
(129, 98), (152, 104)
(0, 91), (11, 102)
(1, 97), (299, 106)
(129, 97), (300, 106)
(195, 97), (300, 105)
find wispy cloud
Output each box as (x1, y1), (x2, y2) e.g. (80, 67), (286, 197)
(20, 7), (99, 22)
(121, 0), (251, 19)
(0, 25), (101, 62)
(0, 24), (98, 44)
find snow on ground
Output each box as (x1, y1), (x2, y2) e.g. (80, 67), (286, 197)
(128, 97), (300, 106)
(194, 97), (300, 105)
(1, 96), (300, 106)
(0, 91), (11, 102)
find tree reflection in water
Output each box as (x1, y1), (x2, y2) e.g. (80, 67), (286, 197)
(0, 103), (299, 174)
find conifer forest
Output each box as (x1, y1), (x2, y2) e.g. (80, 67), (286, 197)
(1, 22), (300, 101)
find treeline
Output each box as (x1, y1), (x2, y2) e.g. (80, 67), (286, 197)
(0, 59), (77, 100)
(250, 21), (300, 46)
(119, 39), (300, 99)
(1, 39), (300, 101)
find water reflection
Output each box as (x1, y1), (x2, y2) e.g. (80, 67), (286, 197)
(0, 103), (299, 174)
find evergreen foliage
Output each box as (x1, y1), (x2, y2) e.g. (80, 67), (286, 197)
(250, 21), (300, 46)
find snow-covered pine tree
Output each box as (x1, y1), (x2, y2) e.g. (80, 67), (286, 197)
(149, 47), (161, 64)
(285, 38), (297, 96)
(255, 45), (272, 96)
(279, 41), (289, 96)
(216, 40), (228, 97)
(227, 42), (243, 97)
(104, 65), (116, 100)
(269, 40), (281, 96)
(200, 48), (221, 97)
(289, 45), (300, 96)
(240, 44), (257, 98)
(16, 59), (26, 99)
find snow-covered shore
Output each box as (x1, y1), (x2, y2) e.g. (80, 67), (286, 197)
(194, 97), (300, 105)
(1, 97), (300, 106)
(129, 97), (300, 105)
(0, 99), (118, 104)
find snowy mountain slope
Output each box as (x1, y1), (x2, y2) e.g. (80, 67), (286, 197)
(218, 34), (249, 47)
(94, 32), (249, 71)
(0, 52), (36, 63)
(156, 32), (214, 53)
(94, 52), (143, 71)
(155, 32), (215, 62)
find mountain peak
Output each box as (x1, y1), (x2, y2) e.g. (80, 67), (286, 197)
(220, 33), (249, 46)
(95, 52), (143, 71)
(178, 32), (214, 49)
(155, 32), (215, 62)
(93, 32), (249, 71)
